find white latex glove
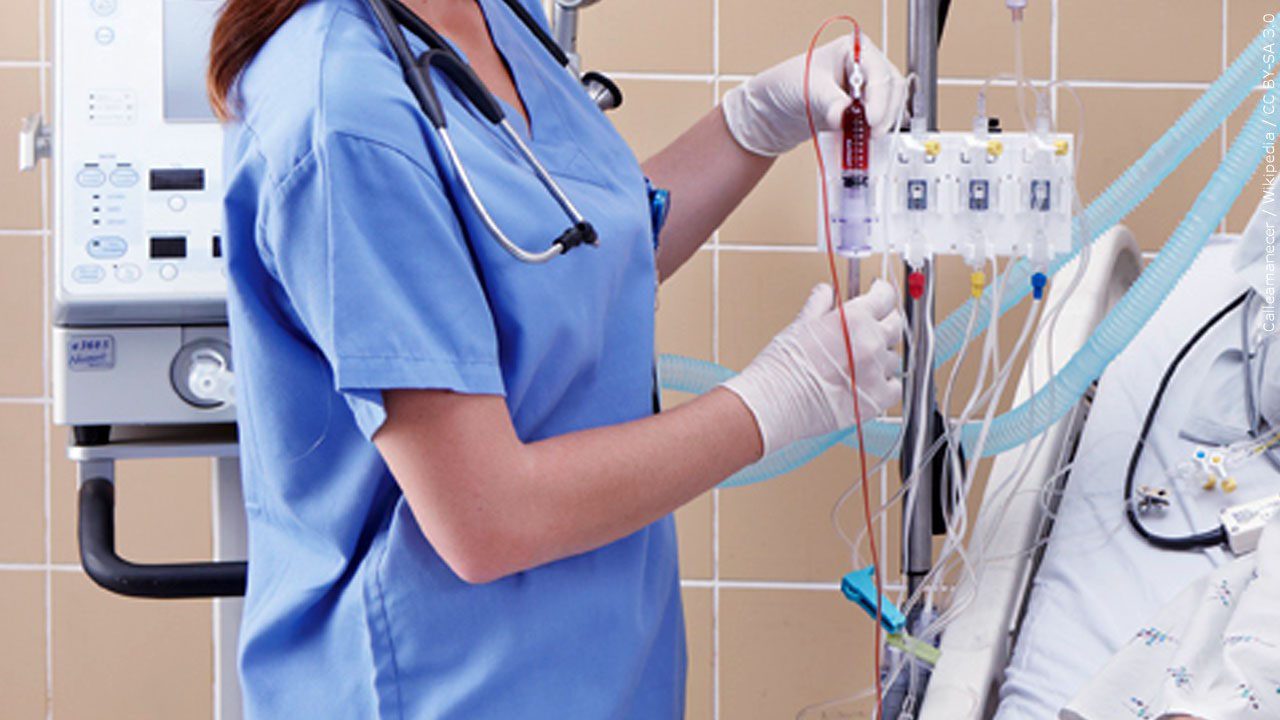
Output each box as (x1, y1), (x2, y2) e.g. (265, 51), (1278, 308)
(722, 33), (908, 157)
(722, 280), (905, 456)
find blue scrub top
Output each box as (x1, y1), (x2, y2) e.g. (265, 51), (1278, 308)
(221, 1), (684, 716)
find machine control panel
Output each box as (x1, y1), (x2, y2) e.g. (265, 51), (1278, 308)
(56, 0), (227, 325)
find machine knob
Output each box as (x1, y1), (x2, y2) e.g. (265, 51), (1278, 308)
(170, 340), (235, 409)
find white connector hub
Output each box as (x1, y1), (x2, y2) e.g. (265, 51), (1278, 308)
(1220, 492), (1280, 555)
(819, 131), (1076, 267)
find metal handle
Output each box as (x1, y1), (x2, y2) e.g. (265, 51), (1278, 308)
(18, 112), (51, 172)
(79, 477), (247, 598)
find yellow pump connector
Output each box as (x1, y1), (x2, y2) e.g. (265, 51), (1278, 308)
(986, 139), (1004, 158)
(924, 140), (942, 158)
(970, 271), (986, 298)
(1054, 139), (1070, 156)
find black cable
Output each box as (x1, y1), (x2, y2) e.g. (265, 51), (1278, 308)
(1124, 291), (1250, 550)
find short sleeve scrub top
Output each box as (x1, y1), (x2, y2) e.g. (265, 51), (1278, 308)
(221, 0), (684, 716)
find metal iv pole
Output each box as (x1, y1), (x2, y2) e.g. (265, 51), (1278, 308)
(902, 0), (941, 603)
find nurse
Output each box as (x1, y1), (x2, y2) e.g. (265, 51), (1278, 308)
(208, 0), (906, 716)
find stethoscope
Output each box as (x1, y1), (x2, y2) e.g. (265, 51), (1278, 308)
(363, 0), (622, 263)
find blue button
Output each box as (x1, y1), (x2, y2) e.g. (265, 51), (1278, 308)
(77, 167), (106, 188)
(109, 167), (139, 187)
(86, 236), (127, 259)
(71, 264), (106, 284)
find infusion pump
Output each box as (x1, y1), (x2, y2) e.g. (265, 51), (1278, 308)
(54, 0), (233, 439)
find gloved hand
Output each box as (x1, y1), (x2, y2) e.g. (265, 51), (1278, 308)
(722, 33), (908, 157)
(722, 280), (905, 456)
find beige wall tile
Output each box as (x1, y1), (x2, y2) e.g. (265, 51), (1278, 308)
(720, 0), (885, 76)
(0, 405), (45, 564)
(52, 572), (212, 720)
(51, 445), (213, 565)
(579, 0), (713, 74)
(1226, 90), (1271, 233)
(0, 0), (41, 61)
(1059, 88), (1219, 253)
(719, 134), (821, 246)
(0, 70), (44, 231)
(1060, 1), (1222, 83)
(677, 494), (714, 580)
(1228, 1), (1278, 58)
(608, 79), (714, 162)
(718, 250), (849, 370)
(720, 444), (903, 583)
(0, 571), (46, 720)
(720, 588), (877, 719)
(682, 587), (714, 720)
(658, 249), (713, 360)
(936, 0), (1052, 80)
(0, 235), (44, 397)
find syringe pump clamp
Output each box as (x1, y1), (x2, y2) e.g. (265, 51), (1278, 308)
(841, 566), (907, 635)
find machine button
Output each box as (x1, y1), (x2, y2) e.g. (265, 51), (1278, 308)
(159, 263), (179, 281)
(71, 264), (106, 284)
(114, 263), (141, 283)
(167, 195), (188, 212)
(86, 236), (127, 259)
(109, 166), (139, 187)
(94, 26), (115, 45)
(90, 0), (117, 16)
(76, 167), (106, 187)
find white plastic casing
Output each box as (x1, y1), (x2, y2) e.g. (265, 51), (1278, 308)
(1220, 492), (1280, 555)
(820, 131), (1076, 268)
(56, 0), (227, 327)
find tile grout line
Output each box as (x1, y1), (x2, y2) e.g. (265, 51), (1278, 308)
(710, 2), (722, 718)
(1220, 0), (1230, 234)
(39, 0), (54, 715)
(604, 69), (1227, 92)
(0, 60), (51, 69)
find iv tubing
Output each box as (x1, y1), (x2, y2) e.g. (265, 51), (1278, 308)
(658, 20), (1280, 486)
(661, 80), (1278, 485)
(934, 17), (1279, 365)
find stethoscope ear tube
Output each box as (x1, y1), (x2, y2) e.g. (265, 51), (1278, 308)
(365, 0), (448, 128)
(417, 50), (507, 125)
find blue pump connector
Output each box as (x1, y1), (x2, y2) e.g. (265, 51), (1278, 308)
(1031, 272), (1047, 300)
(841, 567), (906, 634)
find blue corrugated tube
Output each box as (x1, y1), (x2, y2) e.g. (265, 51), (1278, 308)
(659, 19), (1279, 488)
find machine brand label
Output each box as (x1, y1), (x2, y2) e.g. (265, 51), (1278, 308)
(67, 335), (115, 371)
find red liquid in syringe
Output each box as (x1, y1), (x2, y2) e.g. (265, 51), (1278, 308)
(837, 97), (873, 256)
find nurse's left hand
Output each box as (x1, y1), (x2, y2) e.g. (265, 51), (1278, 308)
(722, 33), (908, 157)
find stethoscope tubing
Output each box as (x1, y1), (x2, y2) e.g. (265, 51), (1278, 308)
(363, 0), (596, 263)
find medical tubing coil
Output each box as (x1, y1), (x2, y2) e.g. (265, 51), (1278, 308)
(933, 18), (1280, 366)
(660, 85), (1278, 486)
(967, 87), (1279, 456)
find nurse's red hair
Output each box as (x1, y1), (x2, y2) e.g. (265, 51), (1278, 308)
(207, 0), (308, 120)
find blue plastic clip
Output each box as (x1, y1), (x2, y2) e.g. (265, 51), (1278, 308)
(841, 566), (906, 635)
(646, 179), (672, 252)
(1031, 272), (1048, 300)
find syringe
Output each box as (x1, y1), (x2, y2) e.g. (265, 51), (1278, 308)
(835, 78), (873, 257)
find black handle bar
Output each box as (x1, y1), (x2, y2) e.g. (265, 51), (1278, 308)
(79, 477), (247, 599)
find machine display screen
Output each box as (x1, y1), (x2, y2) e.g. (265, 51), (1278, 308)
(162, 0), (220, 122)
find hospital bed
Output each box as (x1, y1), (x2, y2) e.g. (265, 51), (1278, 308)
(920, 232), (1269, 719)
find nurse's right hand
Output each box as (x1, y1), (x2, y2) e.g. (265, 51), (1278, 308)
(721, 280), (904, 457)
